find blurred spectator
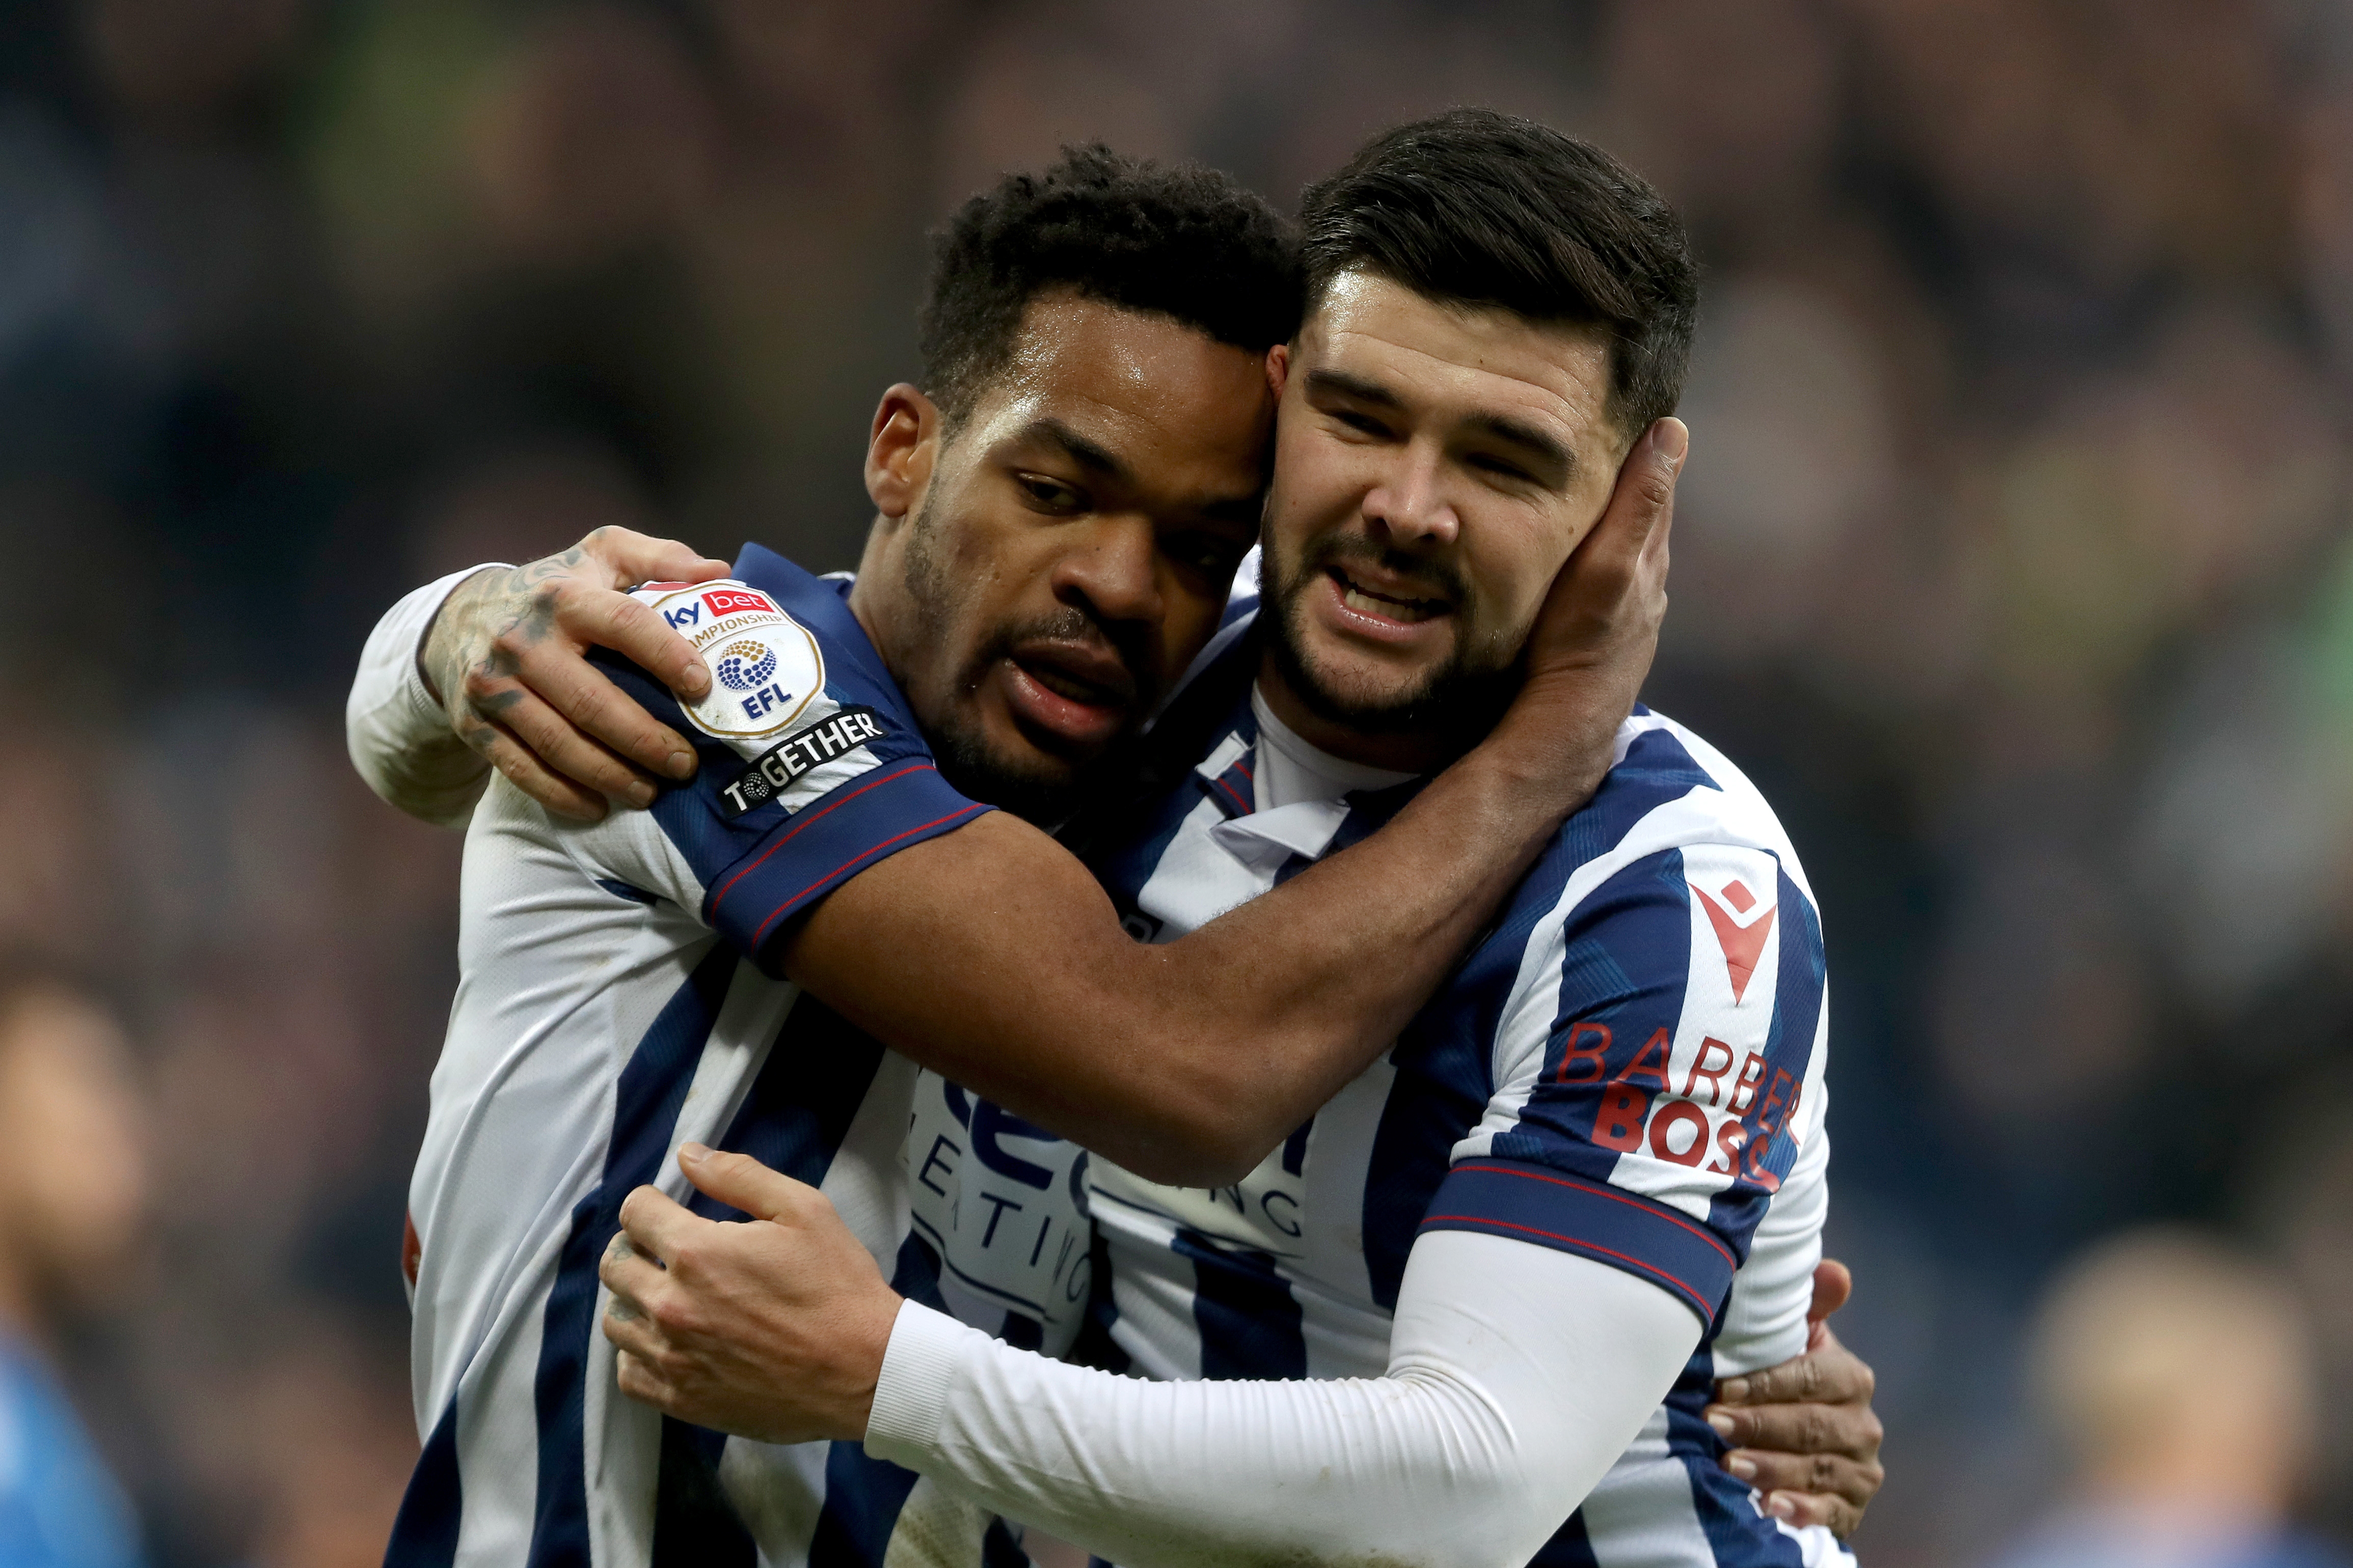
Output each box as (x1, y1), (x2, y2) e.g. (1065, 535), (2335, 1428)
(1986, 1229), (2345, 1568)
(0, 975), (148, 1568)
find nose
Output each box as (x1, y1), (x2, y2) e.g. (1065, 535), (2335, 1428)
(1050, 512), (1164, 635)
(1362, 438), (1459, 548)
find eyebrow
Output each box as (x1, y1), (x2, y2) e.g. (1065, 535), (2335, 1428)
(1468, 412), (1573, 486)
(1307, 368), (1574, 489)
(1024, 418), (1132, 484)
(1303, 368), (1403, 409)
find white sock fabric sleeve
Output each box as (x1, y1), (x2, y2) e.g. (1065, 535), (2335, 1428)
(864, 1228), (1701, 1568)
(345, 566), (505, 828)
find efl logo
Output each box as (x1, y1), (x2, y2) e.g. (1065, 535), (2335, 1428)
(702, 588), (775, 619)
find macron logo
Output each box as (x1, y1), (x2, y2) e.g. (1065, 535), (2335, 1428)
(1692, 877), (1775, 1003)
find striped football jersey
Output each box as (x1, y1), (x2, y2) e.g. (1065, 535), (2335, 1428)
(389, 545), (993, 1568)
(931, 621), (1849, 1568)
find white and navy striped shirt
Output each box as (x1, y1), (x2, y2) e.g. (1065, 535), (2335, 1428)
(925, 617), (1845, 1568)
(387, 545), (993, 1567)
(371, 548), (1841, 1567)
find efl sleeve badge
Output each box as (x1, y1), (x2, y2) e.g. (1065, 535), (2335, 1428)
(638, 581), (827, 744)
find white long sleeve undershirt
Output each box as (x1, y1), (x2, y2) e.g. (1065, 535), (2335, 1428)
(345, 567), (501, 828)
(864, 1229), (1701, 1568)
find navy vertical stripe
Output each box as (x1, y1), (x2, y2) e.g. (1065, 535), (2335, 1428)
(981, 1519), (1031, 1568)
(1526, 1510), (1603, 1567)
(383, 1400), (463, 1566)
(527, 943), (737, 1568)
(1664, 1349), (1810, 1566)
(650, 1419), (754, 1568)
(690, 994), (883, 1198)
(664, 993), (894, 1558)
(1357, 729), (1727, 1311)
(1172, 1228), (1306, 1381)
(802, 1235), (946, 1566)
(804, 1442), (921, 1568)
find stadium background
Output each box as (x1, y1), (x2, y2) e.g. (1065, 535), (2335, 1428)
(1, 0), (2348, 1561)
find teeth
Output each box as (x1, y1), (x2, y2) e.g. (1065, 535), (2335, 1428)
(1342, 585), (1438, 624)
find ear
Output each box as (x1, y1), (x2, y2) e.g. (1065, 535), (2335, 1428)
(1265, 343), (1291, 401)
(865, 384), (940, 523)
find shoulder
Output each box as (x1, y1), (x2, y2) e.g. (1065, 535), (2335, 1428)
(623, 546), (913, 755)
(1465, 710), (1827, 1057)
(1514, 708), (1821, 932)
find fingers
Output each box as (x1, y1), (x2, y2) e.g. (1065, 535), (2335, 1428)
(578, 526), (733, 596)
(677, 1142), (818, 1223)
(502, 634), (700, 783)
(617, 1182), (707, 1268)
(1808, 1258), (1853, 1324)
(1706, 1389), (1883, 1461)
(458, 675), (659, 807)
(468, 722), (611, 822)
(1714, 1328), (1874, 1409)
(599, 1231), (665, 1316)
(1720, 1446), (1883, 1512)
(559, 573), (714, 712)
(613, 1346), (675, 1410)
(1749, 1486), (1868, 1539)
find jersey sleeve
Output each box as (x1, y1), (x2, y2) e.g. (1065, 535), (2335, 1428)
(345, 565), (504, 828)
(585, 575), (992, 968)
(1420, 835), (1830, 1330)
(863, 1229), (1698, 1568)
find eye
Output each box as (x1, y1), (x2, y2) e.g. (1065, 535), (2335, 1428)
(1016, 473), (1086, 513)
(1164, 531), (1249, 576)
(1468, 454), (1535, 485)
(1330, 409), (1391, 439)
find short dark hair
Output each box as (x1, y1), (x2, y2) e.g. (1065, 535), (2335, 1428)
(1299, 109), (1698, 443)
(918, 145), (1303, 426)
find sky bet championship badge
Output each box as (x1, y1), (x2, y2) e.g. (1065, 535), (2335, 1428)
(641, 581), (824, 741)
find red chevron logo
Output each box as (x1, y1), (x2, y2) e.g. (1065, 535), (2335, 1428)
(1693, 879), (1775, 1003)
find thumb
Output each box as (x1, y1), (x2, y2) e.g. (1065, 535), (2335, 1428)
(1579, 417), (1686, 569)
(1808, 1257), (1853, 1325)
(678, 1143), (809, 1221)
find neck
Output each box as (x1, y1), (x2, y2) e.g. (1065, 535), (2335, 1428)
(844, 525), (901, 679)
(1254, 651), (1455, 774)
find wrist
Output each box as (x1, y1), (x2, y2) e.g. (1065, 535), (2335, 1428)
(863, 1298), (972, 1459)
(840, 1287), (904, 1439)
(1474, 670), (1625, 809)
(417, 564), (509, 707)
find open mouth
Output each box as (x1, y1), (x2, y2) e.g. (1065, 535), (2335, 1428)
(1329, 566), (1452, 626)
(996, 641), (1141, 753)
(1016, 658), (1125, 708)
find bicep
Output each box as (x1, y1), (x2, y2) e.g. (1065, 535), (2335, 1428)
(1387, 1229), (1700, 1554)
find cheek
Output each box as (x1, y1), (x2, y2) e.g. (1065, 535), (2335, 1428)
(1266, 427), (1367, 542)
(1156, 580), (1231, 669)
(1466, 515), (1577, 641)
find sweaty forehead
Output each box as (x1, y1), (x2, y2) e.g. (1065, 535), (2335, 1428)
(970, 293), (1273, 479)
(1302, 271), (1619, 459)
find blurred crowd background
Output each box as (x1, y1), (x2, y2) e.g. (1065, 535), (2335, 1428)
(1, 0), (2349, 1563)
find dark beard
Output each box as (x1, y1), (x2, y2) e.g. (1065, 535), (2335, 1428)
(1261, 536), (1520, 746)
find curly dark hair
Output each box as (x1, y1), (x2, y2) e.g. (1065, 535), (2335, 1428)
(918, 145), (1302, 425)
(1299, 109), (1698, 444)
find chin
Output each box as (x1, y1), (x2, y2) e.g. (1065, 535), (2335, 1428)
(1292, 642), (1445, 715)
(935, 723), (1098, 825)
(1279, 631), (1517, 741)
